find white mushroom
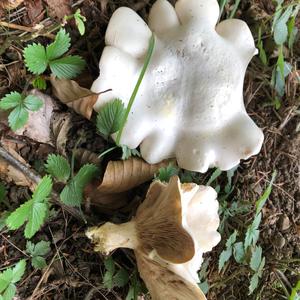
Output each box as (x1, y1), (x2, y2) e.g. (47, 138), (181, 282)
(91, 0), (264, 173)
(86, 176), (220, 299)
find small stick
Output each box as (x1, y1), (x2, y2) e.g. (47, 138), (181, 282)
(0, 145), (86, 223)
(0, 21), (36, 32)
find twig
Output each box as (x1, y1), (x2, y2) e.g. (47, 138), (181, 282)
(0, 145), (86, 223)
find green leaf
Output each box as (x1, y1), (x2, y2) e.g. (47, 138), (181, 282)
(11, 260), (26, 283)
(113, 269), (129, 288)
(277, 46), (285, 79)
(0, 92), (22, 110)
(249, 273), (259, 295)
(206, 168), (222, 186)
(233, 242), (245, 264)
(46, 28), (71, 61)
(24, 43), (48, 75)
(96, 99), (126, 138)
(121, 145), (141, 160)
(45, 154), (71, 182)
(24, 202), (47, 238)
(26, 240), (50, 257)
(32, 256), (47, 269)
(32, 76), (47, 90)
(244, 213), (262, 249)
(60, 164), (98, 207)
(2, 283), (16, 300)
(155, 163), (179, 183)
(198, 280), (209, 295)
(274, 21), (288, 45)
(6, 200), (33, 230)
(0, 269), (13, 293)
(104, 257), (115, 274)
(32, 176), (52, 203)
(218, 247), (232, 272)
(256, 171), (277, 214)
(49, 55), (85, 79)
(23, 95), (43, 112)
(8, 106), (28, 131)
(250, 246), (262, 272)
(74, 10), (86, 36)
(226, 230), (238, 248)
(103, 257), (115, 289)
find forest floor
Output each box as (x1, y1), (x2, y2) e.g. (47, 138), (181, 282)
(0, 0), (299, 299)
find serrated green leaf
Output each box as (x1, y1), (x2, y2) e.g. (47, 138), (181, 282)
(0, 269), (13, 293)
(198, 280), (209, 295)
(96, 99), (126, 138)
(155, 163), (179, 183)
(46, 28), (71, 61)
(32, 76), (47, 90)
(26, 240), (50, 257)
(2, 283), (16, 300)
(249, 273), (259, 295)
(103, 257), (115, 289)
(256, 171), (277, 214)
(25, 202), (47, 238)
(11, 260), (26, 283)
(74, 164), (98, 188)
(6, 200), (33, 230)
(45, 154), (70, 182)
(0, 92), (22, 110)
(218, 248), (232, 272)
(32, 256), (47, 269)
(257, 257), (265, 277)
(23, 95), (43, 112)
(121, 145), (141, 160)
(233, 242), (245, 264)
(49, 55), (85, 79)
(31, 176), (52, 203)
(8, 106), (28, 131)
(24, 43), (48, 75)
(226, 230), (238, 248)
(104, 257), (115, 274)
(244, 213), (262, 249)
(113, 269), (129, 288)
(250, 246), (262, 272)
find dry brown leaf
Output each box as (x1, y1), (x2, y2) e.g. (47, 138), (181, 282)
(45, 0), (71, 20)
(51, 112), (73, 156)
(98, 158), (172, 194)
(15, 90), (57, 145)
(24, 0), (44, 25)
(51, 77), (98, 120)
(74, 148), (102, 167)
(0, 0), (24, 9)
(0, 140), (33, 189)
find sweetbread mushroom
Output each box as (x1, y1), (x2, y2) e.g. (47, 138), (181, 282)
(91, 0), (264, 173)
(86, 176), (220, 300)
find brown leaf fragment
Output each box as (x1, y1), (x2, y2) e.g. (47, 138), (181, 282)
(98, 158), (172, 194)
(15, 90), (57, 145)
(24, 0), (44, 25)
(74, 148), (102, 167)
(51, 112), (73, 156)
(45, 0), (71, 20)
(51, 76), (98, 120)
(0, 0), (24, 10)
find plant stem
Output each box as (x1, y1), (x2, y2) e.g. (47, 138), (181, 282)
(116, 33), (155, 145)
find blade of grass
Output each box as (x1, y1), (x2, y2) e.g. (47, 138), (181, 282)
(116, 33), (155, 145)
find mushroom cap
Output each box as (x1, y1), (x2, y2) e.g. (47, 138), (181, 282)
(91, 0), (264, 172)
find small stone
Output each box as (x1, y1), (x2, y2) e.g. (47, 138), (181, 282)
(279, 214), (290, 231)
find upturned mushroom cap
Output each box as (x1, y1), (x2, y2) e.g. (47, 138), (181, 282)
(91, 0), (264, 173)
(86, 176), (220, 299)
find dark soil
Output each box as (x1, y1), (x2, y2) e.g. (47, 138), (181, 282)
(0, 0), (299, 300)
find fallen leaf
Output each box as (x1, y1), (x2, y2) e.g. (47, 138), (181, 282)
(51, 77), (98, 120)
(0, 139), (33, 189)
(15, 90), (57, 145)
(74, 148), (102, 167)
(0, 0), (24, 9)
(24, 0), (44, 25)
(45, 0), (71, 20)
(86, 158), (173, 211)
(51, 112), (73, 156)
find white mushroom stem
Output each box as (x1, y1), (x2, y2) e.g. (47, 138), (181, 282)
(86, 222), (138, 254)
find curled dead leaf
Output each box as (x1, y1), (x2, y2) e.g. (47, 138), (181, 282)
(16, 90), (57, 145)
(51, 77), (98, 120)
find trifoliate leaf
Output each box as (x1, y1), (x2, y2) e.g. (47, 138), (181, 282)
(11, 260), (26, 283)
(155, 163), (179, 183)
(49, 55), (85, 79)
(45, 154), (71, 182)
(46, 28), (71, 61)
(8, 106), (28, 131)
(24, 43), (48, 75)
(2, 283), (16, 300)
(60, 164), (98, 207)
(250, 246), (263, 272)
(32, 76), (47, 90)
(0, 92), (22, 110)
(96, 99), (126, 138)
(23, 95), (43, 112)
(32, 256), (47, 270)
